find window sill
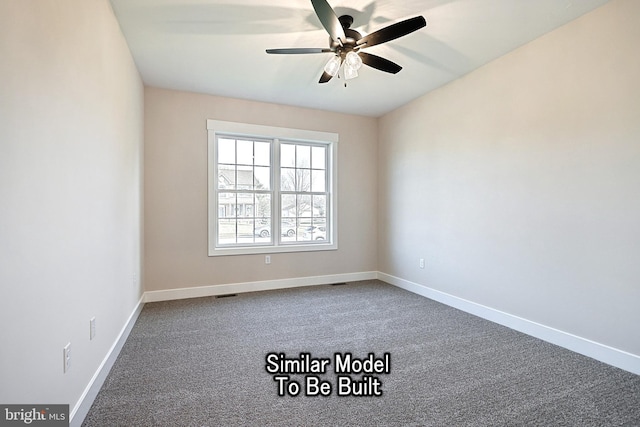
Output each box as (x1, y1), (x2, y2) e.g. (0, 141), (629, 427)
(208, 242), (338, 257)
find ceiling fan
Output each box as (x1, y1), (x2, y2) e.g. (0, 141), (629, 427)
(266, 0), (426, 84)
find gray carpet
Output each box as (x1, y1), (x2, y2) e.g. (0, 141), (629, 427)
(82, 280), (640, 426)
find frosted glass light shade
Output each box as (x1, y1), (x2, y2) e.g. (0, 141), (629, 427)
(345, 51), (362, 70)
(344, 64), (358, 80)
(323, 56), (341, 76)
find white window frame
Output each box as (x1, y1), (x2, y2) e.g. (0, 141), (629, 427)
(207, 120), (338, 256)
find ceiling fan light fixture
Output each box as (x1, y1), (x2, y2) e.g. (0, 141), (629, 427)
(345, 51), (362, 70)
(323, 55), (341, 76)
(344, 64), (359, 80)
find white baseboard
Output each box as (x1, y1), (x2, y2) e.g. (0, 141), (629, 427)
(144, 271), (378, 303)
(378, 272), (640, 376)
(70, 296), (145, 427)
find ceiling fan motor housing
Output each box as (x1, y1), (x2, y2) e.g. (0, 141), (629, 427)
(330, 16), (362, 58)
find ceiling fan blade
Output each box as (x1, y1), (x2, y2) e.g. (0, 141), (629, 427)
(319, 71), (334, 84)
(356, 16), (426, 48)
(310, 0), (346, 43)
(266, 48), (334, 54)
(359, 52), (402, 74)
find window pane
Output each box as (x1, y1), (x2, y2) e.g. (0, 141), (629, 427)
(255, 166), (270, 190)
(311, 225), (326, 240)
(255, 220), (271, 242)
(281, 167), (295, 191)
(297, 222), (325, 241)
(237, 219), (254, 242)
(237, 193), (254, 217)
(281, 194), (296, 218)
(218, 164), (236, 190)
(311, 170), (325, 192)
(255, 194), (271, 219)
(254, 141), (270, 166)
(296, 145), (311, 168)
(297, 224), (313, 242)
(281, 144), (295, 167)
(281, 218), (297, 241)
(313, 195), (326, 217)
(218, 193), (236, 218)
(218, 138), (235, 164)
(296, 169), (311, 192)
(297, 194), (311, 217)
(237, 166), (253, 190)
(218, 219), (236, 245)
(237, 139), (253, 165)
(312, 146), (326, 170)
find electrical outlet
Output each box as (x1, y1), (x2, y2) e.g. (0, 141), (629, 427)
(419, 258), (425, 269)
(63, 343), (71, 373)
(265, 255), (271, 265)
(90, 317), (96, 340)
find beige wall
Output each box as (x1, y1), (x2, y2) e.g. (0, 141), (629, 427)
(378, 0), (640, 355)
(144, 87), (378, 291)
(0, 0), (143, 416)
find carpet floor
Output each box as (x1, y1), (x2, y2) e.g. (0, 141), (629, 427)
(82, 280), (640, 426)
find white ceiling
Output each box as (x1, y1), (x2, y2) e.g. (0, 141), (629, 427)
(109, 0), (609, 117)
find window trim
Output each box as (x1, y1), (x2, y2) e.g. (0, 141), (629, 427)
(207, 120), (338, 256)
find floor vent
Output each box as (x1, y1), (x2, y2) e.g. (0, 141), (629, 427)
(215, 294), (238, 299)
(330, 282), (348, 286)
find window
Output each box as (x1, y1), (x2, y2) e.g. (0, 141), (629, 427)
(207, 120), (337, 256)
